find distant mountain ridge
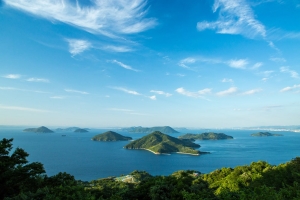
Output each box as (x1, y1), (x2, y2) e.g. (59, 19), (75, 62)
(74, 128), (88, 133)
(23, 126), (53, 133)
(123, 126), (179, 134)
(92, 131), (132, 141)
(251, 132), (283, 137)
(56, 127), (89, 132)
(179, 132), (233, 140)
(124, 131), (207, 155)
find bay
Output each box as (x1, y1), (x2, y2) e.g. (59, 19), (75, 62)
(1, 127), (300, 181)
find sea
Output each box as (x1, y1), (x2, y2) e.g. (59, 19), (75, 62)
(1, 127), (300, 181)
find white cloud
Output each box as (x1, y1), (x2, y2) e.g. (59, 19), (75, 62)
(150, 90), (172, 97)
(110, 60), (139, 72)
(280, 84), (300, 92)
(221, 78), (233, 83)
(176, 87), (211, 98)
(178, 57), (196, 69)
(0, 86), (50, 93)
(197, 0), (266, 39)
(0, 105), (50, 112)
(227, 59), (248, 69)
(216, 87), (238, 96)
(177, 73), (186, 77)
(270, 57), (286, 62)
(262, 77), (268, 82)
(103, 45), (132, 52)
(241, 88), (262, 95)
(111, 87), (141, 95)
(27, 78), (49, 83)
(149, 95), (156, 100)
(252, 62), (263, 69)
(0, 87), (18, 90)
(64, 89), (89, 94)
(280, 66), (299, 78)
(4, 0), (157, 37)
(107, 108), (133, 112)
(66, 39), (91, 56)
(3, 74), (21, 79)
(50, 96), (65, 99)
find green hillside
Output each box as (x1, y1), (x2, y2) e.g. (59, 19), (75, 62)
(74, 128), (88, 133)
(251, 132), (283, 137)
(124, 131), (204, 155)
(123, 126), (179, 134)
(92, 131), (132, 141)
(23, 126), (53, 133)
(179, 132), (233, 140)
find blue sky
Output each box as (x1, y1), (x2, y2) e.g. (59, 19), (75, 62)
(1, 0), (300, 128)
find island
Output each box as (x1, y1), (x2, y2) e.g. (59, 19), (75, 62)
(124, 131), (208, 155)
(74, 128), (88, 133)
(56, 127), (89, 132)
(92, 131), (132, 141)
(122, 126), (179, 134)
(251, 132), (283, 137)
(179, 132), (233, 140)
(23, 126), (53, 133)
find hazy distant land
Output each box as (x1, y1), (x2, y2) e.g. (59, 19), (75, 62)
(251, 132), (283, 137)
(179, 132), (233, 140)
(123, 126), (179, 134)
(23, 126), (53, 133)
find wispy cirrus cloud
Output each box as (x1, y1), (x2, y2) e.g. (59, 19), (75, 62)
(107, 108), (133, 112)
(241, 88), (262, 95)
(50, 96), (65, 99)
(0, 86), (50, 93)
(178, 57), (196, 70)
(103, 45), (133, 52)
(4, 0), (157, 37)
(110, 60), (139, 72)
(175, 87), (211, 98)
(111, 87), (141, 95)
(197, 0), (266, 39)
(280, 84), (300, 92)
(27, 78), (49, 83)
(66, 39), (91, 56)
(149, 95), (156, 100)
(0, 105), (50, 112)
(150, 90), (172, 97)
(2, 74), (21, 79)
(227, 59), (248, 69)
(221, 78), (234, 83)
(280, 66), (299, 78)
(64, 89), (89, 95)
(216, 87), (238, 96)
(252, 62), (263, 69)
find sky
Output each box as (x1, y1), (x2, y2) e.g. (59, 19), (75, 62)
(1, 0), (300, 128)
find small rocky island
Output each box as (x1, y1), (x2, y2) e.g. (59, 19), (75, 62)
(92, 131), (132, 141)
(251, 132), (283, 137)
(124, 131), (208, 155)
(179, 132), (233, 140)
(123, 126), (179, 134)
(74, 128), (88, 133)
(23, 126), (53, 133)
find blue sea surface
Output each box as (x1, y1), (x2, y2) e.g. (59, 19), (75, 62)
(1, 127), (300, 181)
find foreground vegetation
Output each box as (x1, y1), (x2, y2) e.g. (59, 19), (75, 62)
(1, 138), (300, 199)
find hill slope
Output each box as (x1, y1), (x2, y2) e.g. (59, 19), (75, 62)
(251, 132), (283, 137)
(23, 126), (53, 133)
(74, 128), (88, 133)
(92, 131), (132, 141)
(124, 131), (206, 155)
(123, 126), (179, 134)
(179, 132), (233, 140)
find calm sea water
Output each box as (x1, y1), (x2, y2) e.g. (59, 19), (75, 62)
(1, 127), (300, 181)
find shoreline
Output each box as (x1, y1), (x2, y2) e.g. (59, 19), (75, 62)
(176, 152), (199, 156)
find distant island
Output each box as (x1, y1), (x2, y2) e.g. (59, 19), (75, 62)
(179, 132), (233, 140)
(124, 131), (208, 155)
(92, 131), (132, 141)
(23, 126), (53, 133)
(251, 132), (283, 137)
(74, 128), (88, 133)
(123, 126), (179, 134)
(56, 127), (89, 132)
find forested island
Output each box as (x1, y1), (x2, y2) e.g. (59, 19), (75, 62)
(179, 132), (233, 140)
(124, 131), (204, 155)
(123, 126), (178, 134)
(74, 128), (88, 133)
(2, 138), (300, 199)
(92, 131), (132, 141)
(23, 126), (53, 133)
(56, 127), (89, 132)
(251, 132), (283, 137)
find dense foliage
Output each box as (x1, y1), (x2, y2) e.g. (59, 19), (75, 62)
(124, 131), (201, 154)
(122, 126), (178, 134)
(1, 138), (300, 199)
(92, 131), (132, 141)
(179, 132), (233, 140)
(250, 132), (283, 137)
(22, 126), (53, 133)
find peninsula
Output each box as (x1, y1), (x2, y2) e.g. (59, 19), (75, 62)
(124, 131), (207, 155)
(251, 132), (283, 137)
(179, 132), (233, 140)
(123, 126), (179, 134)
(92, 131), (132, 141)
(23, 126), (53, 133)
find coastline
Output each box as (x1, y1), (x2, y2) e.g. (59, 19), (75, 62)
(176, 152), (199, 156)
